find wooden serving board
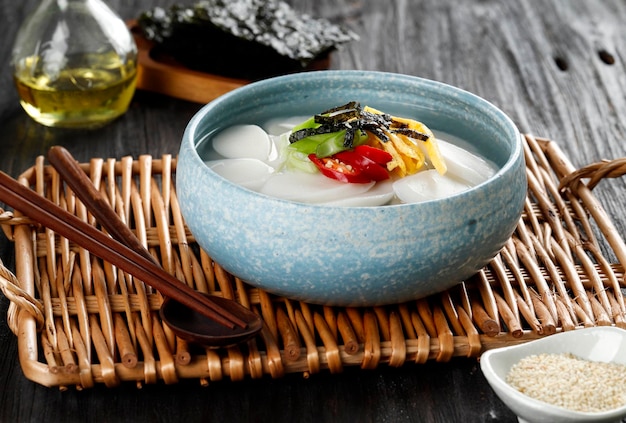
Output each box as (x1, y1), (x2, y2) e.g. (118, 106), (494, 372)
(130, 23), (249, 104)
(130, 22), (331, 104)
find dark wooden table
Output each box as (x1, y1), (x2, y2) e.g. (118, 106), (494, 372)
(1, 1), (626, 422)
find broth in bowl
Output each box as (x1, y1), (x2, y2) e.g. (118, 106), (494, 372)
(200, 103), (499, 206)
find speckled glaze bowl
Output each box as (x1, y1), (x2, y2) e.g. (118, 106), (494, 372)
(177, 70), (526, 306)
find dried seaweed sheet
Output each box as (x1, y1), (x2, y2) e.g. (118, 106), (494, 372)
(138, 0), (359, 80)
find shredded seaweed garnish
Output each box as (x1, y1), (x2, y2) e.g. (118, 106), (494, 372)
(319, 101), (361, 117)
(288, 102), (447, 178)
(289, 102), (430, 148)
(288, 124), (347, 143)
(390, 127), (430, 141)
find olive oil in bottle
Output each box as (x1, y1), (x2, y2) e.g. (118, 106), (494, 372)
(11, 0), (137, 128)
(14, 53), (137, 128)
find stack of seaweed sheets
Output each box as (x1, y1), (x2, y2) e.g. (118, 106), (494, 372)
(137, 0), (359, 80)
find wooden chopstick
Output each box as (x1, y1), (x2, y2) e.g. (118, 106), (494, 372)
(0, 170), (246, 329)
(47, 146), (158, 265)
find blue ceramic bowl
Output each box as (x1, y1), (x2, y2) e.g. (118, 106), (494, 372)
(177, 70), (526, 306)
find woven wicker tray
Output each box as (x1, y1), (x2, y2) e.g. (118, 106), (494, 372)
(1, 134), (625, 390)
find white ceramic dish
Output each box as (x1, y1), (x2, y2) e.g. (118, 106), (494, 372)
(480, 327), (626, 423)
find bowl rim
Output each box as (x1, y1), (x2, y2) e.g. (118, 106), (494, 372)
(480, 326), (626, 419)
(181, 70), (523, 209)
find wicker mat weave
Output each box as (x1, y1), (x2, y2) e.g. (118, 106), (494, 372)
(0, 134), (625, 390)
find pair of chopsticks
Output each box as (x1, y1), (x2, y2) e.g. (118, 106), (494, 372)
(0, 147), (246, 330)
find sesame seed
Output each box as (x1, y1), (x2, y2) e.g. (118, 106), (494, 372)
(506, 353), (626, 412)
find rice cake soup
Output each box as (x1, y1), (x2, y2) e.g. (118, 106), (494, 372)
(200, 102), (498, 206)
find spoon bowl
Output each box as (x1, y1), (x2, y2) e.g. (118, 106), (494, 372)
(160, 295), (263, 348)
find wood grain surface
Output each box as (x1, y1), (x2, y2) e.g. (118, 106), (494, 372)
(1, 1), (625, 422)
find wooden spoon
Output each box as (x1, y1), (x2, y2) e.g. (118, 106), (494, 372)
(47, 146), (262, 347)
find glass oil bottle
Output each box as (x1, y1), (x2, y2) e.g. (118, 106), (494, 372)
(11, 0), (137, 128)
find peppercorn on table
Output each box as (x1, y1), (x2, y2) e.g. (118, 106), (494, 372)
(1, 1), (626, 422)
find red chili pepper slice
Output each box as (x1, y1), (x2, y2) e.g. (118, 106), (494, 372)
(353, 145), (393, 166)
(308, 154), (371, 183)
(308, 146), (392, 184)
(334, 151), (389, 182)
